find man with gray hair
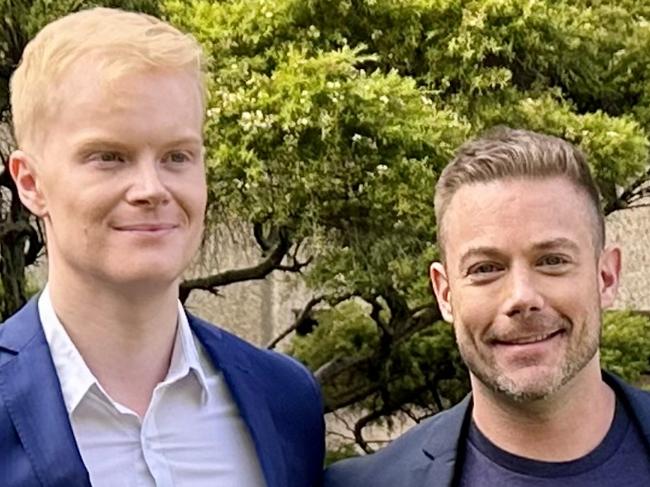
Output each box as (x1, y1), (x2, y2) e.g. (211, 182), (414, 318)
(325, 128), (650, 486)
(0, 8), (324, 486)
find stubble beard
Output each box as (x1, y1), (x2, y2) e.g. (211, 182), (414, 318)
(456, 316), (601, 402)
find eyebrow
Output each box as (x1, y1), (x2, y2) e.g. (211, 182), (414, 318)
(457, 238), (581, 274)
(160, 136), (204, 148)
(74, 135), (203, 154)
(530, 237), (581, 253)
(74, 138), (131, 154)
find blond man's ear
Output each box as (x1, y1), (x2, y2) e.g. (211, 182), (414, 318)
(430, 262), (453, 323)
(9, 150), (47, 217)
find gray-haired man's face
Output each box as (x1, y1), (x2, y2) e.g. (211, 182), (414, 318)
(430, 177), (620, 402)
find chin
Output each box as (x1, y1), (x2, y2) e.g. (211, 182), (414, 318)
(105, 267), (183, 290)
(493, 367), (568, 402)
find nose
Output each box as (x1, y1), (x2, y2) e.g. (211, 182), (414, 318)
(126, 160), (170, 207)
(503, 265), (544, 318)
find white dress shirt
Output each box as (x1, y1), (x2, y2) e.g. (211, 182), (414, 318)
(39, 286), (266, 487)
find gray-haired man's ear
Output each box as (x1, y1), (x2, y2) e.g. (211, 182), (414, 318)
(430, 262), (453, 323)
(598, 245), (621, 310)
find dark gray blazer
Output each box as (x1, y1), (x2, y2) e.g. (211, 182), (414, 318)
(324, 372), (650, 487)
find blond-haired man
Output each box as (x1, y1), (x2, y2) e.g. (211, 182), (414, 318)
(325, 128), (650, 486)
(0, 8), (324, 486)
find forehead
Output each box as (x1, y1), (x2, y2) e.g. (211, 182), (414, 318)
(38, 59), (203, 153)
(58, 57), (200, 112)
(441, 177), (597, 262)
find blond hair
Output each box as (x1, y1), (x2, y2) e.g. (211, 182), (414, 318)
(10, 7), (206, 150)
(435, 127), (605, 257)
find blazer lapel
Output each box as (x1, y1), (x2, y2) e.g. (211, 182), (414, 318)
(604, 370), (650, 450)
(0, 299), (90, 487)
(190, 317), (288, 487)
(418, 394), (472, 487)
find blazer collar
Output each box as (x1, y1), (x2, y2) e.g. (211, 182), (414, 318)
(418, 394), (472, 485)
(0, 298), (90, 487)
(189, 314), (288, 487)
(603, 370), (650, 450)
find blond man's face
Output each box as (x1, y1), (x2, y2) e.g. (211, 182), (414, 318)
(11, 61), (207, 290)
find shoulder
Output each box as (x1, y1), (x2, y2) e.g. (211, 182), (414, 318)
(604, 370), (650, 449)
(325, 397), (471, 487)
(605, 371), (650, 405)
(187, 313), (323, 412)
(190, 314), (317, 384)
(188, 313), (325, 484)
(0, 298), (42, 358)
(605, 370), (650, 413)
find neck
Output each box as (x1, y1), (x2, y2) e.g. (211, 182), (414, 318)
(471, 360), (615, 461)
(47, 266), (180, 417)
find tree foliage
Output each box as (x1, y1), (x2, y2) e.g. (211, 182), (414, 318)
(1, 0), (650, 454)
(601, 310), (650, 384)
(164, 0), (650, 452)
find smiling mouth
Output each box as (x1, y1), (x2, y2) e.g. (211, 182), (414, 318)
(114, 224), (178, 232)
(494, 330), (565, 346)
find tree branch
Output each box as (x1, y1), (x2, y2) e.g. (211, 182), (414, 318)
(353, 407), (387, 454)
(315, 354), (373, 384)
(179, 231), (291, 302)
(266, 295), (325, 349)
(369, 297), (390, 337)
(350, 376), (446, 452)
(253, 221), (271, 251)
(604, 165), (650, 215)
(267, 292), (358, 349)
(276, 255), (313, 272)
(324, 382), (382, 413)
(613, 202), (650, 210)
(315, 303), (441, 386)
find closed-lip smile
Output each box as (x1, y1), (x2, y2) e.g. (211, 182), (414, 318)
(113, 223), (178, 231)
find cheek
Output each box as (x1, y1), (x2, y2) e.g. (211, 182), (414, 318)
(46, 190), (113, 233)
(455, 313), (492, 342)
(453, 293), (498, 339)
(172, 170), (207, 213)
(189, 183), (208, 220)
(540, 276), (599, 321)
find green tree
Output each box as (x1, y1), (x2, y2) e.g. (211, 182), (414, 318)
(165, 0), (650, 453)
(602, 311), (650, 384)
(2, 0), (649, 455)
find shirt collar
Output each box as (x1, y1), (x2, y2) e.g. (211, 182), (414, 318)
(165, 301), (210, 402)
(39, 285), (96, 414)
(38, 285), (210, 414)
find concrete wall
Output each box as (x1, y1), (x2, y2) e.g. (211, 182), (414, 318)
(183, 225), (313, 348)
(606, 206), (650, 312)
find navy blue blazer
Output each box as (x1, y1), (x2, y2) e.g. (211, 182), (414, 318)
(0, 298), (325, 487)
(324, 372), (650, 487)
